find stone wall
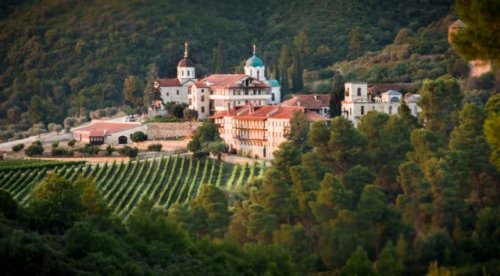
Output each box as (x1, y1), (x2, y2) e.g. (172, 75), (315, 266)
(134, 140), (189, 152)
(146, 122), (202, 140)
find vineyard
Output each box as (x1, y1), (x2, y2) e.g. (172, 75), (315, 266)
(0, 155), (265, 219)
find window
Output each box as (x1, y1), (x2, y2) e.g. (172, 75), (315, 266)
(201, 89), (204, 93)
(182, 70), (184, 76)
(357, 87), (361, 96)
(361, 106), (365, 115)
(271, 93), (275, 101)
(167, 92), (169, 96)
(201, 95), (205, 102)
(389, 106), (393, 114)
(345, 88), (350, 97)
(257, 70), (259, 79)
(176, 90), (179, 95)
(350, 108), (352, 115)
(187, 70), (190, 76)
(250, 69), (253, 76)
(189, 99), (192, 105)
(201, 106), (205, 113)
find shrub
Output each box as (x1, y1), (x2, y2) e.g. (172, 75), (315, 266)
(32, 141), (42, 147)
(12, 144), (24, 152)
(130, 131), (148, 142)
(105, 145), (114, 156)
(147, 144), (162, 152)
(52, 147), (72, 156)
(79, 144), (100, 156)
(118, 146), (139, 157)
(68, 139), (77, 147)
(25, 144), (44, 156)
(52, 141), (59, 148)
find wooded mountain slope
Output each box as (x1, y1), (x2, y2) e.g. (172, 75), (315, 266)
(0, 0), (452, 124)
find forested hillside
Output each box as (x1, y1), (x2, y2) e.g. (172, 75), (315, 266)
(0, 0), (452, 125)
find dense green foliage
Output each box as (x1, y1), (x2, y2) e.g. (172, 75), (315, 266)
(0, 0), (452, 125)
(451, 0), (500, 63)
(0, 174), (294, 275)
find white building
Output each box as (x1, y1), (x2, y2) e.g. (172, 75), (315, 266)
(341, 82), (420, 126)
(154, 43), (197, 107)
(155, 44), (281, 119)
(189, 74), (272, 119)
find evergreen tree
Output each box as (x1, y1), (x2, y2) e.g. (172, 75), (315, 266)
(418, 76), (463, 137)
(308, 117), (368, 175)
(451, 0), (500, 63)
(212, 40), (225, 73)
(284, 110), (310, 151)
(123, 75), (144, 107)
(341, 246), (375, 276)
(329, 71), (345, 117)
(278, 45), (290, 97)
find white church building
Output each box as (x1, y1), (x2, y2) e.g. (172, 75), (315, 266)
(154, 43), (281, 119)
(341, 82), (421, 126)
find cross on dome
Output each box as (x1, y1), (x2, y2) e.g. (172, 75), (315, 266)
(253, 44), (256, 55)
(184, 42), (189, 58)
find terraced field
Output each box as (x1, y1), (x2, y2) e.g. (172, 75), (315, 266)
(0, 155), (265, 219)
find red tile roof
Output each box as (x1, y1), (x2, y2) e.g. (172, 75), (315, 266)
(157, 78), (181, 87)
(192, 74), (269, 89)
(213, 105), (328, 122)
(74, 122), (142, 135)
(281, 94), (331, 109)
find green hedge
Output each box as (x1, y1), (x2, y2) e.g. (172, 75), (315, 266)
(0, 160), (85, 172)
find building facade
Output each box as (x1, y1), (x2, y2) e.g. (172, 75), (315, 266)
(212, 105), (327, 159)
(341, 82), (421, 126)
(154, 43), (197, 109)
(155, 44), (281, 119)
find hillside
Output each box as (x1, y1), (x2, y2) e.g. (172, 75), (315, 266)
(303, 14), (471, 92)
(0, 0), (452, 126)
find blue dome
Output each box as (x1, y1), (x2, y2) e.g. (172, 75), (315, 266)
(245, 55), (264, 67)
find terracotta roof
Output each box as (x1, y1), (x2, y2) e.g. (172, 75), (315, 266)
(74, 122), (142, 135)
(215, 105), (328, 122)
(192, 74), (269, 89)
(89, 130), (106, 137)
(281, 94), (330, 109)
(157, 78), (181, 87)
(178, 57), (194, 67)
(368, 83), (413, 94)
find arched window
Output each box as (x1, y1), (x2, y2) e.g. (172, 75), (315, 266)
(357, 87), (361, 96)
(182, 70), (184, 77)
(257, 70), (259, 79)
(345, 88), (350, 97)
(187, 70), (190, 76)
(361, 106), (365, 115)
(201, 95), (205, 102)
(389, 106), (393, 114)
